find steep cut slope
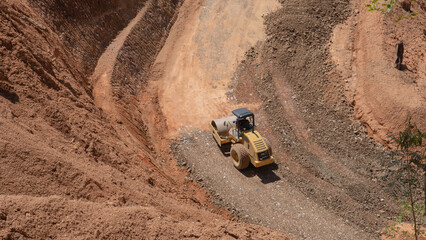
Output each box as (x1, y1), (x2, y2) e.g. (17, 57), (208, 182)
(27, 0), (146, 78)
(0, 1), (290, 239)
(348, 0), (425, 144)
(331, 0), (425, 145)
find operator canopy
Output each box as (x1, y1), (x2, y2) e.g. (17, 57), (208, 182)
(232, 108), (254, 119)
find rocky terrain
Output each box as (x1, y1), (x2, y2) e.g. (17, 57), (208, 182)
(0, 0), (424, 239)
(0, 0), (290, 239)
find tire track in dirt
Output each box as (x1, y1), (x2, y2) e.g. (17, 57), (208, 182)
(173, 131), (373, 240)
(148, 0), (281, 137)
(224, 0), (401, 238)
(171, 0), (403, 239)
(163, 0), (377, 239)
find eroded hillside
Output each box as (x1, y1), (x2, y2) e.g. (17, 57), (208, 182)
(0, 0), (289, 239)
(1, 0), (424, 239)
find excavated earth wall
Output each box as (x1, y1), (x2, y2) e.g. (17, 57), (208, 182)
(113, 0), (180, 97)
(0, 0), (149, 204)
(27, 0), (147, 78)
(111, 0), (182, 152)
(0, 1), (290, 239)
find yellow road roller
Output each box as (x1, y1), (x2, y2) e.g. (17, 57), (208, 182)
(210, 108), (274, 170)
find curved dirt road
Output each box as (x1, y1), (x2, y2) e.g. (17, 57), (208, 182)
(162, 0), (400, 240)
(90, 0), (400, 239)
(150, 0), (280, 137)
(149, 0), (375, 239)
(174, 131), (373, 240)
(92, 0), (152, 118)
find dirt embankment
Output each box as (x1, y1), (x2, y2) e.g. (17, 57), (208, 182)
(110, 0), (183, 152)
(172, 0), (421, 239)
(27, 0), (146, 78)
(331, 0), (426, 144)
(2, 0), (422, 238)
(0, 1), (289, 239)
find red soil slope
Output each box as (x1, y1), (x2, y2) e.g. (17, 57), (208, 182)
(1, 0), (423, 238)
(0, 0), (290, 239)
(332, 0), (426, 144)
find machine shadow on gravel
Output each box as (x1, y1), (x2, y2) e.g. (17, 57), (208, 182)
(240, 163), (280, 184)
(218, 143), (232, 157)
(218, 143), (280, 184)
